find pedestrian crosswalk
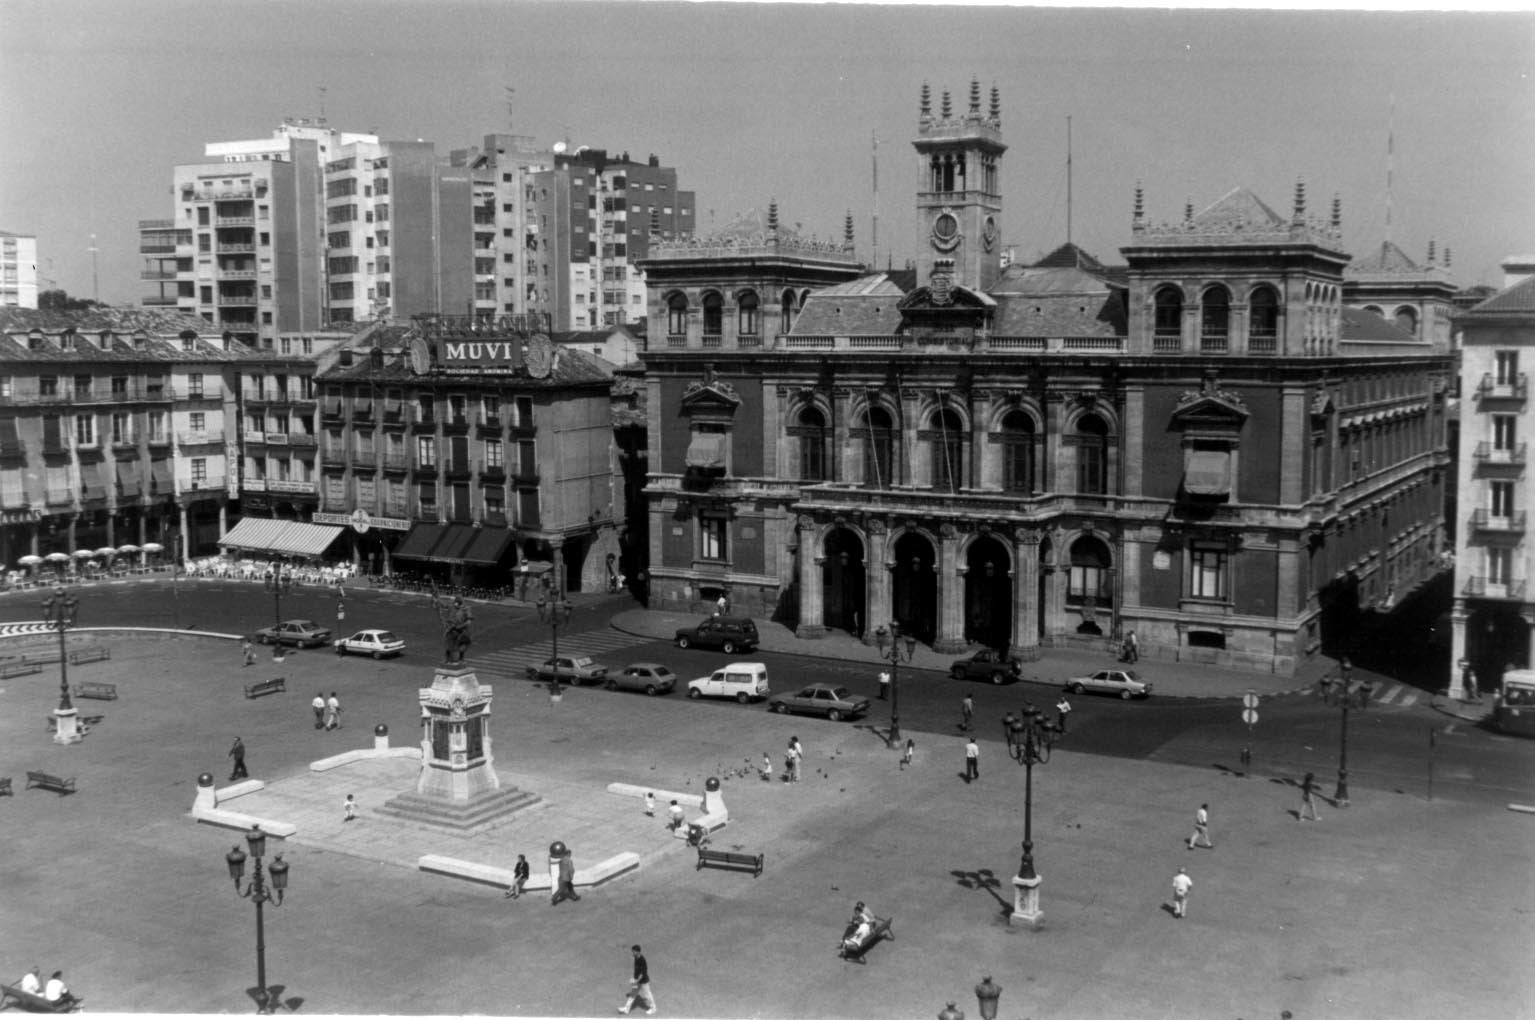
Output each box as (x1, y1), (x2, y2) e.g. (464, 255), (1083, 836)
(463, 629), (658, 683)
(1303, 680), (1421, 708)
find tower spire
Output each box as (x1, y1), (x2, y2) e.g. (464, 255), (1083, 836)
(1133, 181), (1144, 225)
(844, 210), (855, 251)
(920, 81), (931, 120)
(969, 77), (981, 115)
(940, 88), (952, 119)
(1292, 177), (1307, 226)
(767, 198), (778, 235)
(1331, 193), (1342, 231)
(989, 83), (1000, 123)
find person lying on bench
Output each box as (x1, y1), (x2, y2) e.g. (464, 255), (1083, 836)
(44, 970), (78, 1008)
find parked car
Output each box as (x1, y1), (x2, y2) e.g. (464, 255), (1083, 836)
(333, 629), (406, 659)
(768, 682), (870, 721)
(1064, 668), (1153, 699)
(526, 655), (609, 686)
(949, 649), (1025, 685)
(253, 619), (333, 648)
(608, 662), (677, 696)
(674, 616), (759, 654)
(687, 661), (771, 703)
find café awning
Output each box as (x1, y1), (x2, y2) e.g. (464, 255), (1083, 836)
(1183, 449), (1232, 497)
(393, 522), (516, 565)
(116, 461), (142, 498)
(219, 518), (344, 557)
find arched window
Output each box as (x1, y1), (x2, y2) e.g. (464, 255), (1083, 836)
(1249, 285), (1279, 346)
(1075, 413), (1110, 495)
(1000, 410), (1037, 494)
(737, 291), (760, 336)
(1153, 287), (1183, 348)
(1066, 536), (1112, 605)
(780, 289), (797, 331)
(794, 407), (828, 482)
(859, 407), (895, 489)
(702, 293), (724, 336)
(1201, 285), (1230, 350)
(931, 408), (965, 492)
(666, 292), (688, 336)
(1394, 306), (1418, 337)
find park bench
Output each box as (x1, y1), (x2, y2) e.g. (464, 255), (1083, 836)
(244, 677), (287, 699)
(67, 646), (110, 666)
(72, 681), (117, 700)
(22, 650), (63, 666)
(44, 715), (102, 731)
(25, 770), (77, 795)
(0, 660), (42, 679)
(0, 777), (11, 796)
(0, 982), (82, 1013)
(696, 846), (764, 877)
(838, 915), (895, 964)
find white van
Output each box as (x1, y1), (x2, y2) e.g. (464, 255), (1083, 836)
(687, 662), (770, 703)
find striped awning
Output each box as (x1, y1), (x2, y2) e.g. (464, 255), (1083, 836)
(393, 522), (515, 565)
(219, 518), (344, 557)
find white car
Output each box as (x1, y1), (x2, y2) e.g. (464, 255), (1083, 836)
(333, 629), (406, 659)
(687, 662), (770, 704)
(1064, 668), (1152, 700)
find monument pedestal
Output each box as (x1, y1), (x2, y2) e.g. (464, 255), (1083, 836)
(1010, 873), (1044, 928)
(379, 664), (541, 831)
(52, 706), (84, 745)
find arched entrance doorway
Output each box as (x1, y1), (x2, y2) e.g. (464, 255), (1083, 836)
(822, 527), (866, 639)
(892, 532), (937, 644)
(964, 535), (1012, 649)
(1067, 535), (1112, 636)
(1468, 605), (1528, 692)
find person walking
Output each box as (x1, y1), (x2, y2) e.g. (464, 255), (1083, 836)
(760, 752), (773, 782)
(900, 738), (915, 770)
(667, 800), (686, 832)
(1171, 867), (1192, 918)
(325, 692), (342, 730)
(312, 692), (326, 730)
(786, 736), (804, 782)
(505, 853), (530, 899)
(1299, 772), (1321, 821)
(961, 694), (974, 732)
(715, 593), (728, 617)
(1055, 696), (1072, 732)
(242, 640), (256, 667)
(877, 670), (890, 701)
(643, 792), (655, 817)
(551, 849), (580, 905)
(1187, 803), (1213, 849)
(618, 944), (657, 1015)
(964, 737), (980, 782)
(343, 793), (358, 822)
(228, 736), (249, 780)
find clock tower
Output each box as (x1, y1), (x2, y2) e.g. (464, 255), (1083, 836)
(914, 79), (1005, 293)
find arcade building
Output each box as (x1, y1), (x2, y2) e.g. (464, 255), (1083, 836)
(635, 79), (1454, 677)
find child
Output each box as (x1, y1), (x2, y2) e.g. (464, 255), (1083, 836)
(242, 640), (256, 667)
(643, 791), (655, 817)
(761, 752), (773, 781)
(901, 738), (915, 770)
(668, 800), (685, 831)
(343, 793), (357, 822)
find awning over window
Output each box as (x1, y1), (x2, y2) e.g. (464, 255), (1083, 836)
(80, 462), (107, 502)
(150, 459), (172, 492)
(393, 522), (516, 565)
(116, 461), (142, 498)
(0, 417), (21, 457)
(685, 432), (727, 470)
(219, 518), (344, 557)
(1184, 449), (1232, 496)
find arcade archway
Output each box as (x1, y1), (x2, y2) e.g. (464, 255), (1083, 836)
(964, 535), (1012, 649)
(822, 527), (867, 639)
(892, 531), (937, 644)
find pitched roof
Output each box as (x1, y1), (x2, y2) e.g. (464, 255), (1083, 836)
(1031, 242), (1107, 274)
(1348, 240), (1422, 275)
(1461, 275), (1535, 316)
(791, 275), (907, 335)
(0, 306), (215, 336)
(1189, 187), (1288, 234)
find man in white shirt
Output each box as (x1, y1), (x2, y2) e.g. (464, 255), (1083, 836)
(1171, 868), (1193, 918)
(44, 970), (77, 1007)
(19, 967), (41, 995)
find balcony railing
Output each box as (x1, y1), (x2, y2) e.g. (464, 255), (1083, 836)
(1462, 575), (1528, 600)
(45, 488), (75, 506)
(383, 454), (409, 471)
(141, 269), (177, 281)
(218, 294), (257, 306)
(6, 384), (174, 406)
(185, 476), (226, 492)
(216, 216), (255, 227)
(351, 451), (379, 469)
(320, 449), (347, 466)
(216, 242), (256, 254)
(266, 479), (316, 495)
(178, 431), (224, 445)
(244, 430), (267, 446)
(1473, 441), (1528, 466)
(1248, 334), (1278, 355)
(288, 433), (317, 448)
(1469, 509), (1527, 534)
(1477, 373), (1529, 401)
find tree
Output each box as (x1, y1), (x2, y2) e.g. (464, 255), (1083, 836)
(38, 289), (103, 312)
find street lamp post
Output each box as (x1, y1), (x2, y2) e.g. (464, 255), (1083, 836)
(1322, 656), (1357, 808)
(224, 824), (290, 1014)
(1006, 703), (1063, 928)
(536, 588), (574, 700)
(41, 586), (82, 745)
(264, 571), (293, 628)
(874, 622), (918, 747)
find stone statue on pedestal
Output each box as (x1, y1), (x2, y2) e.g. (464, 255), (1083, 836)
(432, 592), (473, 665)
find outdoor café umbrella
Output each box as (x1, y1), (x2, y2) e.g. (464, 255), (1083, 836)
(140, 542), (163, 553)
(95, 547), (118, 559)
(118, 543), (141, 555)
(17, 554), (43, 567)
(44, 552), (71, 563)
(72, 550), (96, 560)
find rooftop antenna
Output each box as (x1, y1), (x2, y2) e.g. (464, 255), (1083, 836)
(318, 84), (327, 122)
(504, 86), (516, 132)
(871, 130), (880, 269)
(87, 234), (99, 303)
(1385, 93), (1395, 245)
(1066, 115), (1073, 247)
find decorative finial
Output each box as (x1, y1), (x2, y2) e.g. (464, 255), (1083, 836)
(1292, 178), (1306, 222)
(1184, 199), (1193, 223)
(989, 83), (1000, 122)
(920, 81), (931, 118)
(969, 77), (981, 114)
(1133, 181), (1144, 221)
(844, 210), (854, 248)
(1331, 193), (1341, 230)
(1445, 246), (1452, 267)
(1427, 238), (1436, 264)
(767, 198), (778, 233)
(941, 89), (952, 119)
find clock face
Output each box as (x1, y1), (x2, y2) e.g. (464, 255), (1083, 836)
(525, 333), (554, 379)
(931, 212), (961, 252)
(408, 338), (431, 376)
(982, 217), (998, 252)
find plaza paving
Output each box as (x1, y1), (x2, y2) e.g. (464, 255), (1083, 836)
(1, 627), (1532, 1019)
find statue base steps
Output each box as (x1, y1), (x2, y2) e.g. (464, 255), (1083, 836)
(377, 786), (544, 831)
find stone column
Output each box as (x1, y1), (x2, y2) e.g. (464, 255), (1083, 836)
(1042, 532), (1065, 644)
(865, 520), (891, 642)
(1448, 598), (1468, 700)
(1523, 609), (1535, 671)
(969, 390), (989, 490)
(833, 388), (852, 484)
(1012, 528), (1040, 660)
(900, 390), (920, 487)
(795, 517), (826, 639)
(219, 501), (228, 537)
(1122, 386), (1145, 495)
(179, 506), (190, 563)
(935, 523), (966, 654)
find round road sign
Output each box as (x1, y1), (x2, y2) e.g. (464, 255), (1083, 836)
(1241, 708), (1259, 725)
(1242, 691), (1261, 709)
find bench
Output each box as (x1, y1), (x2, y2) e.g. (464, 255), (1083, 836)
(0, 983), (82, 1013)
(72, 681), (117, 700)
(25, 770), (77, 795)
(0, 660), (42, 679)
(696, 846), (764, 877)
(838, 915), (895, 963)
(244, 677), (287, 699)
(21, 650), (63, 666)
(67, 646), (110, 666)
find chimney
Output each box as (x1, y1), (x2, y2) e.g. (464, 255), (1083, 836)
(339, 348), (354, 367)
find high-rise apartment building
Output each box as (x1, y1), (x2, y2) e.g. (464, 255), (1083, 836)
(1, 232), (40, 308)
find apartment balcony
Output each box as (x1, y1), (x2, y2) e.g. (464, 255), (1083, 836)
(1462, 575), (1529, 601)
(8, 384), (174, 406)
(352, 403), (374, 422)
(178, 431), (224, 446)
(445, 460), (473, 480)
(1199, 334), (1230, 355)
(382, 454), (409, 473)
(45, 488), (75, 506)
(141, 269), (178, 281)
(287, 433), (317, 448)
(410, 411), (437, 433)
(482, 463), (507, 482)
(1248, 333), (1278, 355)
(1476, 373), (1528, 403)
(511, 465), (540, 485)
(476, 414), (503, 438)
(1468, 509), (1527, 537)
(146, 433), (172, 448)
(384, 502), (408, 519)
(217, 242), (256, 254)
(1472, 442), (1527, 470)
(218, 294), (258, 307)
(414, 506), (441, 523)
(320, 448), (347, 468)
(141, 295), (179, 306)
(185, 476), (226, 493)
(413, 462), (439, 479)
(216, 216), (255, 227)
(184, 186), (260, 201)
(442, 413), (471, 435)
(351, 450), (379, 471)
(264, 432), (291, 446)
(266, 479), (317, 496)
(244, 430), (267, 447)
(483, 510), (509, 528)
(111, 436), (138, 451)
(244, 392), (296, 407)
(181, 388), (221, 403)
(243, 478), (267, 493)
(219, 269), (258, 280)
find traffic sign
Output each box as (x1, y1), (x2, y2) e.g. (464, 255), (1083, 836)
(1242, 708), (1259, 725)
(1242, 691), (1260, 709)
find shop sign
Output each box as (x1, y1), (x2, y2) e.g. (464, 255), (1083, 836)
(313, 511), (410, 532)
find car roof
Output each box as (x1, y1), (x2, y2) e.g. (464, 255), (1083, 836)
(285, 620), (318, 626)
(626, 662), (671, 671)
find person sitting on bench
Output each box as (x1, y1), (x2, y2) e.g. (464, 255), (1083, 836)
(19, 967), (41, 995)
(841, 901), (876, 949)
(44, 970), (78, 1008)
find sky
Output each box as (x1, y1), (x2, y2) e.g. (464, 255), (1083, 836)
(1, 1), (1532, 306)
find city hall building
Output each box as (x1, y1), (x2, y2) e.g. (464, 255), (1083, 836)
(635, 80), (1454, 676)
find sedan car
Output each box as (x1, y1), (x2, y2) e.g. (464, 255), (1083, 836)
(1064, 668), (1153, 699)
(526, 655), (609, 686)
(333, 629), (406, 659)
(253, 619), (333, 648)
(607, 662), (677, 696)
(768, 682), (871, 722)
